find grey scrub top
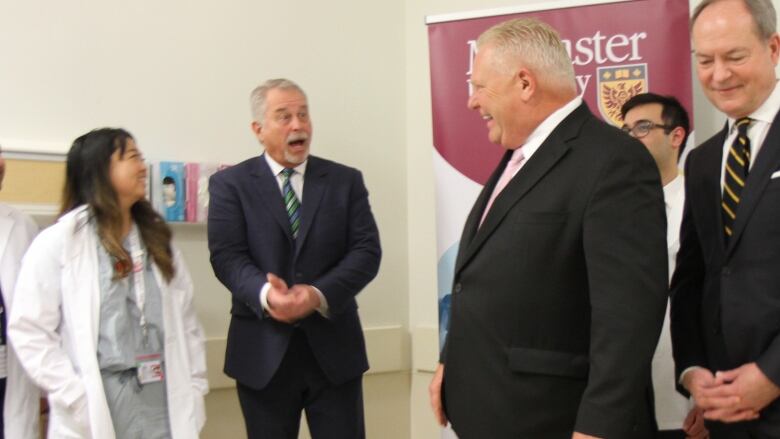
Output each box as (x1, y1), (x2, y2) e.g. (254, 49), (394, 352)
(96, 228), (171, 439)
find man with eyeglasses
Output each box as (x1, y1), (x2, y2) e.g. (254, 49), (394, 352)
(621, 94), (708, 439)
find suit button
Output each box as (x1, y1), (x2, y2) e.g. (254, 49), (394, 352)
(296, 272), (303, 278)
(723, 267), (731, 276)
(453, 282), (462, 293)
(712, 325), (721, 335)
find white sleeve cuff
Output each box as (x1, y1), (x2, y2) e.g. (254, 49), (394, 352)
(679, 366), (705, 385)
(259, 282), (271, 312)
(311, 286), (330, 318)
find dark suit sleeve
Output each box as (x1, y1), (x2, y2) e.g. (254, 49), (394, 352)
(670, 155), (707, 396)
(575, 140), (668, 437)
(757, 327), (780, 388)
(311, 170), (381, 315)
(207, 171), (266, 318)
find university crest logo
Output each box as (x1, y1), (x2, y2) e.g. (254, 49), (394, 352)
(597, 64), (648, 126)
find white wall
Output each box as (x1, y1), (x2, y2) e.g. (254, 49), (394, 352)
(0, 0), (408, 341)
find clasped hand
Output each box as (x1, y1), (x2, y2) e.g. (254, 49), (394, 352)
(265, 273), (321, 323)
(685, 363), (780, 423)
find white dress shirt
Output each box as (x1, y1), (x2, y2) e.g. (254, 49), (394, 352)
(511, 95), (584, 176)
(652, 174), (690, 430)
(259, 154), (329, 317)
(720, 80), (780, 188)
(480, 97), (583, 225)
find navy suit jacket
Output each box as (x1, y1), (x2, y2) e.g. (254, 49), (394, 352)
(208, 154), (381, 390)
(672, 110), (780, 434)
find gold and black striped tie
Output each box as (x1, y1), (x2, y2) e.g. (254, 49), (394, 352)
(722, 117), (751, 242)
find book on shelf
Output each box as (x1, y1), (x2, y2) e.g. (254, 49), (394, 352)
(154, 161), (186, 222)
(185, 163), (222, 223)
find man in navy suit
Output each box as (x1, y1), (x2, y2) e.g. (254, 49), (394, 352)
(207, 78), (381, 439)
(671, 1), (780, 437)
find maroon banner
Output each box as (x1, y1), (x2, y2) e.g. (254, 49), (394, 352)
(428, 0), (693, 186)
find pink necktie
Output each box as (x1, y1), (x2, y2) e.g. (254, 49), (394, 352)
(479, 148), (526, 227)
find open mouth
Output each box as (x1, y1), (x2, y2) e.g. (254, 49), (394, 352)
(288, 139), (306, 147)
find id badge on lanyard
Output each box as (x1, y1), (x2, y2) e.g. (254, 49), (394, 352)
(136, 353), (164, 384)
(128, 226), (164, 384)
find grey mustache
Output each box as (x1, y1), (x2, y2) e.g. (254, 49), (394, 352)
(287, 133), (309, 143)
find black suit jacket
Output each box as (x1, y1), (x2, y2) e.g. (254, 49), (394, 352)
(671, 111), (780, 434)
(442, 103), (668, 439)
(207, 154), (381, 390)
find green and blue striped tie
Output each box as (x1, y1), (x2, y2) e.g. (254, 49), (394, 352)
(281, 168), (301, 238)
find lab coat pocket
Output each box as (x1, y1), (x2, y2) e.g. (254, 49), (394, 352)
(193, 386), (206, 432)
(49, 395), (91, 439)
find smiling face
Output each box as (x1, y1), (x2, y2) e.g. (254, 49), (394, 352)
(252, 87), (312, 167)
(467, 45), (529, 149)
(109, 138), (147, 209)
(692, 0), (780, 118)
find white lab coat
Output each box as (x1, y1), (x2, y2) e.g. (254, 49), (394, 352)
(0, 203), (39, 439)
(9, 206), (208, 439)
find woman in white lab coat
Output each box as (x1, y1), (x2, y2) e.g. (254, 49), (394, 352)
(0, 145), (40, 439)
(9, 128), (208, 439)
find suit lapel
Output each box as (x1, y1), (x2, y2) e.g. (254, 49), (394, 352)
(453, 150), (510, 273)
(728, 111), (780, 255)
(294, 157), (327, 256)
(699, 125), (729, 264)
(251, 155), (294, 241)
(453, 103), (585, 274)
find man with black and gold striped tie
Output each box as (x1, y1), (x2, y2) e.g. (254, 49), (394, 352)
(671, 0), (780, 438)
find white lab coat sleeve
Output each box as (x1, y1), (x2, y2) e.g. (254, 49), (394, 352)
(173, 248), (208, 429)
(1, 206), (41, 439)
(8, 227), (87, 409)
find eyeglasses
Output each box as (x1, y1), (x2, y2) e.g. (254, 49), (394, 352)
(621, 120), (672, 139)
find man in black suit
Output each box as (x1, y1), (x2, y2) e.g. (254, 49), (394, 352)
(428, 17), (668, 439)
(671, 1), (780, 437)
(208, 78), (381, 439)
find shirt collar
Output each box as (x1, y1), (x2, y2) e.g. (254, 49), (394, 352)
(728, 80), (780, 133)
(263, 153), (308, 177)
(516, 96), (583, 157)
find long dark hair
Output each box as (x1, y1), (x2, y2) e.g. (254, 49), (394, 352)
(61, 128), (175, 282)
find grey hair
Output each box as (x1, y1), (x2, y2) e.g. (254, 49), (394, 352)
(477, 17), (576, 93)
(691, 0), (777, 40)
(249, 78), (307, 124)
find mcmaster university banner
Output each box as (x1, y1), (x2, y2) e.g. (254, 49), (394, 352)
(426, 1), (692, 434)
